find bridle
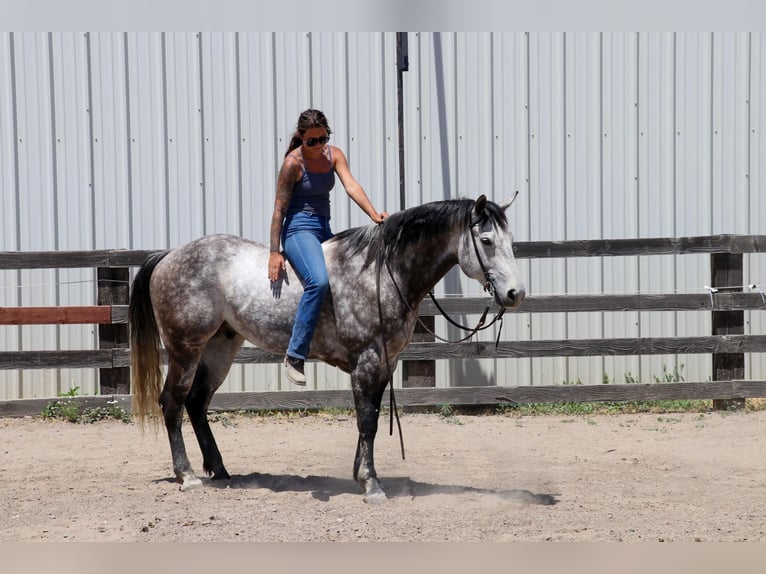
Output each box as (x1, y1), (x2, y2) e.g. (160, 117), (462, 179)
(381, 216), (507, 347)
(432, 215), (507, 341)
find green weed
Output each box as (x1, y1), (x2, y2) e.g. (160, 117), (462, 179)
(438, 403), (465, 425)
(42, 394), (132, 424)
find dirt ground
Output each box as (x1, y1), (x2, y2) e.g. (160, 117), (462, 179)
(2, 408), (766, 542)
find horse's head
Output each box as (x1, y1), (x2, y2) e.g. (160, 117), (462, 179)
(458, 194), (526, 309)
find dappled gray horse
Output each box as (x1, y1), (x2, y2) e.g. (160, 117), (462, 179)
(129, 195), (525, 502)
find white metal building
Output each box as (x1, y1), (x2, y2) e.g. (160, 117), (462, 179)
(1, 32), (764, 399)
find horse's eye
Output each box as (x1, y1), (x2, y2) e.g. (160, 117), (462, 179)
(480, 237), (492, 246)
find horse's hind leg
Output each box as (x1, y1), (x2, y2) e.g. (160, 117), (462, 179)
(185, 328), (244, 481)
(160, 357), (204, 491)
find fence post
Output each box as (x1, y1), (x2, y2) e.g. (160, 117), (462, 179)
(711, 252), (746, 411)
(402, 316), (435, 391)
(97, 267), (130, 395)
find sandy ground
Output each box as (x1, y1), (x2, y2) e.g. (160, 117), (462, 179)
(2, 409), (766, 542)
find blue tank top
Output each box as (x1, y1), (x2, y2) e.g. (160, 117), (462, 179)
(287, 148), (335, 219)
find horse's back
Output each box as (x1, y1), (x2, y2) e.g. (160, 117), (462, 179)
(147, 232), (374, 363)
(151, 234), (309, 353)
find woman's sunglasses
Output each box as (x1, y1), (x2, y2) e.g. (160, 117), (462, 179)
(303, 135), (330, 147)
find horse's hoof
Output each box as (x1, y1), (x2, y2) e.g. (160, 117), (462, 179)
(178, 475), (203, 492)
(206, 465), (230, 480)
(364, 491), (387, 505)
(363, 483), (387, 505)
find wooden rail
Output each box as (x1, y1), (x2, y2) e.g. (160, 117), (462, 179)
(1, 234), (766, 416)
(3, 380), (766, 418)
(2, 332), (765, 370)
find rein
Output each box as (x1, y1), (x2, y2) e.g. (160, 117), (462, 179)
(375, 237), (406, 461)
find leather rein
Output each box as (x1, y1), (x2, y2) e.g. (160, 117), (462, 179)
(374, 215), (507, 460)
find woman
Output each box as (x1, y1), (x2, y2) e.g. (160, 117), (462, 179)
(268, 109), (387, 386)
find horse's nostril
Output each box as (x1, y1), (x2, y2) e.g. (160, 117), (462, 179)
(507, 288), (525, 305)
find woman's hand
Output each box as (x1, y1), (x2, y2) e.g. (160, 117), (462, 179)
(371, 211), (388, 224)
(268, 252), (286, 282)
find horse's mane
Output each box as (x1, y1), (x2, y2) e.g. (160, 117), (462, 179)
(329, 198), (508, 270)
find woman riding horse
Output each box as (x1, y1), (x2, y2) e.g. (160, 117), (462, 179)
(268, 109), (387, 386)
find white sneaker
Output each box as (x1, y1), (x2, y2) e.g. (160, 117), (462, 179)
(284, 355), (306, 386)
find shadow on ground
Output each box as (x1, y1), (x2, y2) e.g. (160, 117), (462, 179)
(201, 472), (557, 505)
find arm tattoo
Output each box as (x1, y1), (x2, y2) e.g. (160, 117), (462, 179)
(270, 159), (299, 252)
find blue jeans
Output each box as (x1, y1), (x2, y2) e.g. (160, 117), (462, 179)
(282, 212), (334, 360)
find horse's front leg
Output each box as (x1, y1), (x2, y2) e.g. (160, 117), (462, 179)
(351, 356), (389, 504)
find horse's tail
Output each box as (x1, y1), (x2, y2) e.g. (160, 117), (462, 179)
(129, 250), (169, 428)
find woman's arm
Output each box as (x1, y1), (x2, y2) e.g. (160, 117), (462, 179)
(268, 156), (300, 281)
(332, 146), (387, 223)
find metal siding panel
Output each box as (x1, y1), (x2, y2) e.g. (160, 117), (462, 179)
(0, 32), (17, 253)
(601, 32), (641, 383)
(15, 33), (57, 252)
(90, 32), (131, 250)
(165, 32), (205, 247)
(200, 32), (242, 236)
(126, 32), (169, 250)
(676, 33), (714, 237)
(403, 32), (426, 209)
(712, 32), (751, 235)
(527, 32), (568, 386)
(0, 33), (21, 398)
(755, 34), (765, 380)
(638, 33), (677, 238)
(239, 32), (279, 246)
(455, 32), (493, 200)
(339, 33), (367, 229)
(637, 33), (679, 382)
(747, 33), (765, 379)
(673, 33), (715, 384)
(563, 33), (604, 385)
(429, 32), (458, 206)
(344, 32), (396, 227)
(14, 33), (59, 396)
(375, 33), (400, 218)
(51, 33), (92, 251)
(51, 33), (97, 394)
(273, 32), (312, 126)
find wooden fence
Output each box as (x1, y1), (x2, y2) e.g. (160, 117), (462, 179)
(1, 234), (766, 417)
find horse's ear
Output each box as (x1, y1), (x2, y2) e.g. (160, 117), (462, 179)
(474, 194), (487, 216)
(499, 190), (520, 211)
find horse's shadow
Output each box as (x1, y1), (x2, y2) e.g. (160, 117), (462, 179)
(196, 472), (558, 505)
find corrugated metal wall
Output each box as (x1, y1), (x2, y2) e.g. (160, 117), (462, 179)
(1, 32), (764, 399)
